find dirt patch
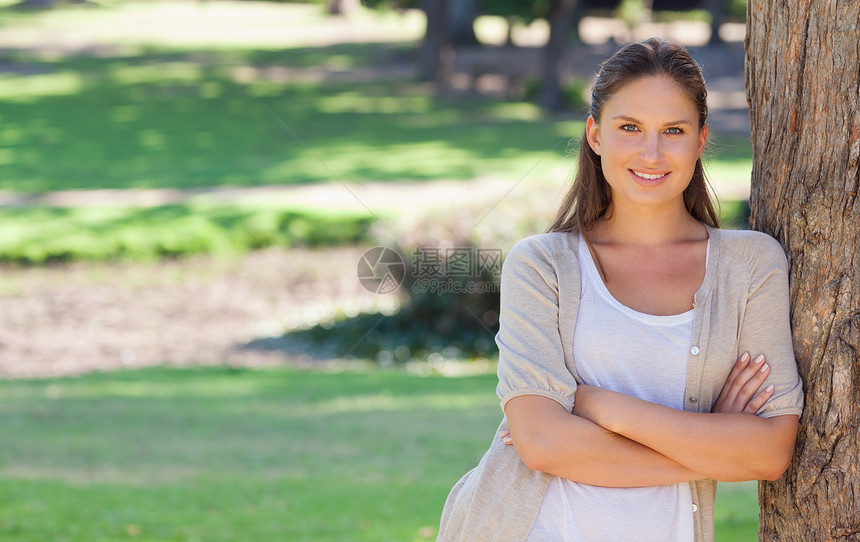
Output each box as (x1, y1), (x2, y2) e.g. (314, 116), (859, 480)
(0, 246), (386, 378)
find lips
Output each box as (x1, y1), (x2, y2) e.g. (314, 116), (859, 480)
(631, 169), (668, 180)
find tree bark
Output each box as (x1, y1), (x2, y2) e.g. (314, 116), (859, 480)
(539, 0), (577, 112)
(746, 1), (860, 540)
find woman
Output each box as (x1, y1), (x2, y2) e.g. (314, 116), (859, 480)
(437, 38), (803, 542)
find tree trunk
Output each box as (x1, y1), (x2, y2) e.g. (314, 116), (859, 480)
(746, 1), (860, 540)
(539, 0), (577, 112)
(705, 0), (725, 45)
(449, 0), (479, 46)
(327, 0), (361, 17)
(421, 0), (453, 86)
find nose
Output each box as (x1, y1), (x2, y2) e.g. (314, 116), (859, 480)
(639, 132), (663, 163)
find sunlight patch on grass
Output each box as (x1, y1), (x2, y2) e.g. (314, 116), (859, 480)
(316, 92), (435, 115)
(108, 61), (203, 86)
(0, 367), (756, 541)
(292, 391), (498, 416)
(0, 71), (83, 101)
(2, 465), (200, 486)
(490, 101), (547, 122)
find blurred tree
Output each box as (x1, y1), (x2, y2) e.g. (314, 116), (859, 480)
(10, 0), (88, 8)
(703, 0), (725, 44)
(328, 0), (361, 16)
(450, 0), (480, 45)
(366, 0), (578, 109)
(539, 0), (577, 111)
(478, 0), (579, 110)
(479, 0), (537, 45)
(746, 0), (860, 539)
(420, 0), (454, 84)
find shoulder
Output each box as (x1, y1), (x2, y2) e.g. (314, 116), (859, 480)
(501, 232), (579, 284)
(507, 232), (578, 263)
(716, 228), (789, 273)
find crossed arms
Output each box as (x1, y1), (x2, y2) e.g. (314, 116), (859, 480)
(503, 352), (799, 487)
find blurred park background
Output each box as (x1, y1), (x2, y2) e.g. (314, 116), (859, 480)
(0, 0), (759, 540)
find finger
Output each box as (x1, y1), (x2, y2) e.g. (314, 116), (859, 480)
(721, 353), (762, 406)
(502, 435), (513, 446)
(717, 352), (752, 402)
(735, 363), (770, 412)
(743, 384), (774, 415)
(729, 354), (768, 402)
(736, 361), (770, 406)
(499, 428), (510, 439)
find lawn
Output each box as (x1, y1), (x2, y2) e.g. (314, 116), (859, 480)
(0, 366), (758, 541)
(0, 1), (754, 264)
(0, 203), (379, 264)
(0, 5), (761, 539)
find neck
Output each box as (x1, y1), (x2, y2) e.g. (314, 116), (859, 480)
(595, 201), (705, 245)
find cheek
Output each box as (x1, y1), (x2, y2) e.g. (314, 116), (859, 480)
(666, 140), (702, 161)
(601, 135), (637, 157)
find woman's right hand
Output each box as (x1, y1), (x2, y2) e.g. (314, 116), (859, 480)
(712, 352), (774, 415)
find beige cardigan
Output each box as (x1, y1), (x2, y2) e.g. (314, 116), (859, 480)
(438, 227), (803, 542)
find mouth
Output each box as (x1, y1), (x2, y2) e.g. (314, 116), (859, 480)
(630, 169), (669, 183)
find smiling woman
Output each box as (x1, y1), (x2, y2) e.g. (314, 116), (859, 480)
(437, 38), (803, 542)
(584, 75), (708, 222)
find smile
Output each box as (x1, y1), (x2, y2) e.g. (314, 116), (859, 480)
(631, 170), (668, 180)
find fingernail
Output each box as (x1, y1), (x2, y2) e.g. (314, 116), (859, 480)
(765, 385), (774, 392)
(753, 354), (765, 365)
(760, 363), (769, 373)
(740, 352), (750, 363)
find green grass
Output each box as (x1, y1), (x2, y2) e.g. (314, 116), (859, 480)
(0, 366), (758, 541)
(0, 1), (754, 264)
(0, 46), (580, 193)
(0, 366), (500, 541)
(0, 196), (748, 265)
(0, 204), (377, 264)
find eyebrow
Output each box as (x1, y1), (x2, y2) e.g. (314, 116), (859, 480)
(612, 115), (694, 126)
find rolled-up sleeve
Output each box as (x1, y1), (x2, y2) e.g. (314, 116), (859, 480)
(496, 236), (578, 413)
(736, 235), (804, 418)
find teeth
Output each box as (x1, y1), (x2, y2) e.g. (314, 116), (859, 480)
(632, 170), (665, 180)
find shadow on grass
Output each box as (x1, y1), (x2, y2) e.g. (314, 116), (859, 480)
(0, 42), (584, 192)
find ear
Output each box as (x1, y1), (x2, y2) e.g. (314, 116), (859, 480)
(697, 124), (708, 158)
(586, 115), (601, 156)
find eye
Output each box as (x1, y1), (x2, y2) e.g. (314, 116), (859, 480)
(666, 126), (684, 135)
(620, 124), (639, 132)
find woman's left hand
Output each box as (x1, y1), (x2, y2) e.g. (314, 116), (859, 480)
(712, 352), (774, 415)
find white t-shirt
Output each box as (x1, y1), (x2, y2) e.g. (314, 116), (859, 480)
(526, 235), (698, 541)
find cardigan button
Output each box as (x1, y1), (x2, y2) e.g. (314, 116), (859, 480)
(692, 504), (699, 512)
(689, 396), (698, 403)
(691, 346), (700, 355)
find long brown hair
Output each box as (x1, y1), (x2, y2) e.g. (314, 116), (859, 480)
(546, 38), (720, 234)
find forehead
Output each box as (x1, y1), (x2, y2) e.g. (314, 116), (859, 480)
(602, 75), (698, 120)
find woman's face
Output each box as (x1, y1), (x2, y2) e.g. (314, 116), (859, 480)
(586, 75), (707, 215)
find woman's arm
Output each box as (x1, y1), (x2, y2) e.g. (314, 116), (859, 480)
(570, 239), (803, 482)
(572, 385), (798, 482)
(504, 394), (703, 487)
(503, 352), (785, 485)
